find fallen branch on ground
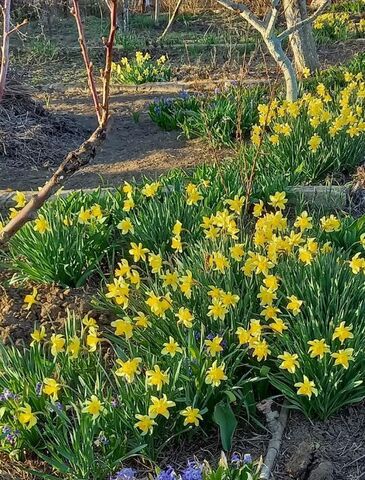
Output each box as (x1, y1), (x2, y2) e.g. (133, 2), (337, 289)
(258, 399), (289, 480)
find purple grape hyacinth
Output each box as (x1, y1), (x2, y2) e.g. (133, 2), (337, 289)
(156, 466), (176, 480)
(181, 462), (202, 480)
(111, 467), (136, 480)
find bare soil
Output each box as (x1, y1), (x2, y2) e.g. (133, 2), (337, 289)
(275, 405), (365, 479)
(0, 88), (219, 192)
(1, 39), (364, 193)
(0, 270), (111, 345)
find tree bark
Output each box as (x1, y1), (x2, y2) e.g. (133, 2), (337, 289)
(264, 36), (298, 101)
(0, 0), (28, 103)
(154, 0), (160, 25)
(0, 0), (12, 102)
(282, 0), (320, 73)
(121, 0), (129, 32)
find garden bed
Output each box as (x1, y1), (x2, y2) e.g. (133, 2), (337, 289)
(1, 2), (365, 478)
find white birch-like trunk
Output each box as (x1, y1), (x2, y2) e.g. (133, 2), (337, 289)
(264, 36), (298, 101)
(282, 0), (320, 73)
(154, 0), (160, 25)
(0, 0), (11, 102)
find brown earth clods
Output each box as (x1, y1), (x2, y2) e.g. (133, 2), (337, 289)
(0, 270), (110, 345)
(275, 405), (365, 480)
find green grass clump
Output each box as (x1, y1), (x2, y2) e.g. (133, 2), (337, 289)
(149, 85), (265, 148)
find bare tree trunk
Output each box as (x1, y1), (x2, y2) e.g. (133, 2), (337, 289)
(216, 0), (329, 101)
(264, 36), (298, 101)
(121, 0), (129, 31)
(0, 0), (12, 102)
(0, 0), (27, 103)
(282, 0), (320, 73)
(154, 0), (160, 25)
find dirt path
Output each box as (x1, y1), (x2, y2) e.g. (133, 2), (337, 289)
(1, 39), (364, 193)
(0, 88), (219, 192)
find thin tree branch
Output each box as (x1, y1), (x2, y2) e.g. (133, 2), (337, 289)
(265, 0), (279, 37)
(158, 0), (184, 41)
(0, 0), (119, 246)
(7, 18), (28, 36)
(216, 0), (265, 34)
(0, 0), (12, 102)
(70, 0), (103, 124)
(278, 0), (329, 40)
(101, 0), (118, 126)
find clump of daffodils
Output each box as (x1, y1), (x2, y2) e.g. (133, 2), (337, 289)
(313, 12), (365, 43)
(112, 51), (171, 85)
(99, 184), (365, 423)
(251, 72), (365, 182)
(2, 179), (365, 480)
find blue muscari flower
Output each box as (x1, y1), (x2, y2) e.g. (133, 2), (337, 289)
(243, 454), (252, 464)
(35, 382), (43, 396)
(179, 90), (190, 99)
(96, 433), (109, 446)
(3, 389), (12, 400)
(0, 388), (17, 401)
(5, 433), (17, 445)
(156, 466), (175, 480)
(181, 462), (202, 480)
(112, 467), (136, 480)
(49, 402), (63, 413)
(2, 425), (11, 435)
(231, 453), (241, 464)
(206, 332), (215, 341)
(2, 427), (19, 445)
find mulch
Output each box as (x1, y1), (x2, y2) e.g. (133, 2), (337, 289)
(0, 79), (87, 170)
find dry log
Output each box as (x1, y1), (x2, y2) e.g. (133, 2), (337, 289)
(258, 400), (288, 480)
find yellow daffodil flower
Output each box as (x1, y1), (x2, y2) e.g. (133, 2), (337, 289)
(82, 395), (104, 419)
(278, 352), (299, 373)
(205, 361), (227, 387)
(180, 406), (203, 426)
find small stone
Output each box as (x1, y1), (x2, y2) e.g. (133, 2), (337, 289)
(286, 440), (315, 479)
(308, 461), (334, 480)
